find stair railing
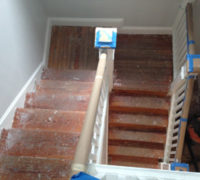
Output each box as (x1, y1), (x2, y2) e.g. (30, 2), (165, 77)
(164, 3), (200, 163)
(71, 48), (114, 175)
(172, 1), (188, 79)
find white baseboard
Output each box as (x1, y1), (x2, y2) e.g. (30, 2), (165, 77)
(118, 26), (172, 35)
(49, 17), (172, 35)
(0, 62), (44, 130)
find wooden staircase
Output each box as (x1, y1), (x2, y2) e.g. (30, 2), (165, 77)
(108, 34), (173, 169)
(0, 26), (173, 178)
(0, 68), (95, 179)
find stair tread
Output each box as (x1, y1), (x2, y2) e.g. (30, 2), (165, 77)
(115, 53), (172, 61)
(114, 59), (172, 67)
(13, 108), (85, 133)
(117, 34), (172, 49)
(110, 94), (169, 110)
(109, 129), (165, 144)
(109, 145), (164, 159)
(41, 68), (96, 82)
(116, 48), (172, 55)
(25, 91), (90, 111)
(36, 79), (93, 93)
(0, 155), (71, 178)
(109, 160), (159, 169)
(0, 173), (41, 180)
(0, 129), (79, 159)
(109, 112), (167, 130)
(0, 173), (67, 180)
(114, 73), (172, 84)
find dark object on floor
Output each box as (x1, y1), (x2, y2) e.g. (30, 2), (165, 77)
(188, 116), (200, 144)
(186, 115), (200, 171)
(71, 172), (99, 180)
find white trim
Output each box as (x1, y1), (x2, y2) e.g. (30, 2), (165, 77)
(49, 17), (172, 34)
(0, 62), (44, 130)
(88, 164), (200, 180)
(96, 89), (109, 163)
(118, 26), (172, 35)
(50, 17), (124, 27)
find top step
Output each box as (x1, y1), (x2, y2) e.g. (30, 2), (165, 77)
(116, 35), (172, 54)
(41, 68), (96, 82)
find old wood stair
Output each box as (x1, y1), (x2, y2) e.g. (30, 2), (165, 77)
(0, 69), (95, 179)
(108, 34), (172, 169)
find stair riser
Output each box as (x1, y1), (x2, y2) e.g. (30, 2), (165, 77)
(110, 107), (169, 116)
(109, 140), (164, 149)
(108, 154), (160, 164)
(109, 124), (166, 133)
(112, 89), (168, 97)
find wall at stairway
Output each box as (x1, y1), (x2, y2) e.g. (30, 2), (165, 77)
(0, 0), (47, 118)
(193, 0), (200, 53)
(41, 0), (181, 30)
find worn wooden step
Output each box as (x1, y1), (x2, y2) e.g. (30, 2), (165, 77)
(0, 155), (71, 179)
(114, 75), (172, 85)
(36, 80), (93, 93)
(109, 159), (159, 169)
(13, 108), (85, 133)
(115, 69), (172, 77)
(0, 173), (44, 180)
(114, 72), (172, 83)
(25, 91), (90, 111)
(0, 173), (45, 180)
(115, 50), (172, 61)
(112, 87), (168, 97)
(116, 48), (172, 56)
(108, 145), (163, 164)
(109, 112), (167, 132)
(114, 72), (172, 85)
(110, 94), (169, 115)
(115, 59), (173, 69)
(41, 69), (96, 82)
(0, 129), (79, 159)
(117, 35), (172, 50)
(113, 81), (170, 96)
(109, 129), (165, 149)
(34, 87), (92, 98)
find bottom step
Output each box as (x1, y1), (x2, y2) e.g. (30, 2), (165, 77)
(109, 160), (159, 169)
(0, 155), (71, 179)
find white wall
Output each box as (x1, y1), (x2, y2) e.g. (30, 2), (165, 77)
(42, 0), (181, 28)
(0, 0), (47, 118)
(193, 0), (200, 53)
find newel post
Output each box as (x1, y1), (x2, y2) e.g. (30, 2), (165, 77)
(95, 27), (117, 92)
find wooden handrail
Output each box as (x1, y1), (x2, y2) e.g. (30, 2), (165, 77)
(71, 53), (108, 175)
